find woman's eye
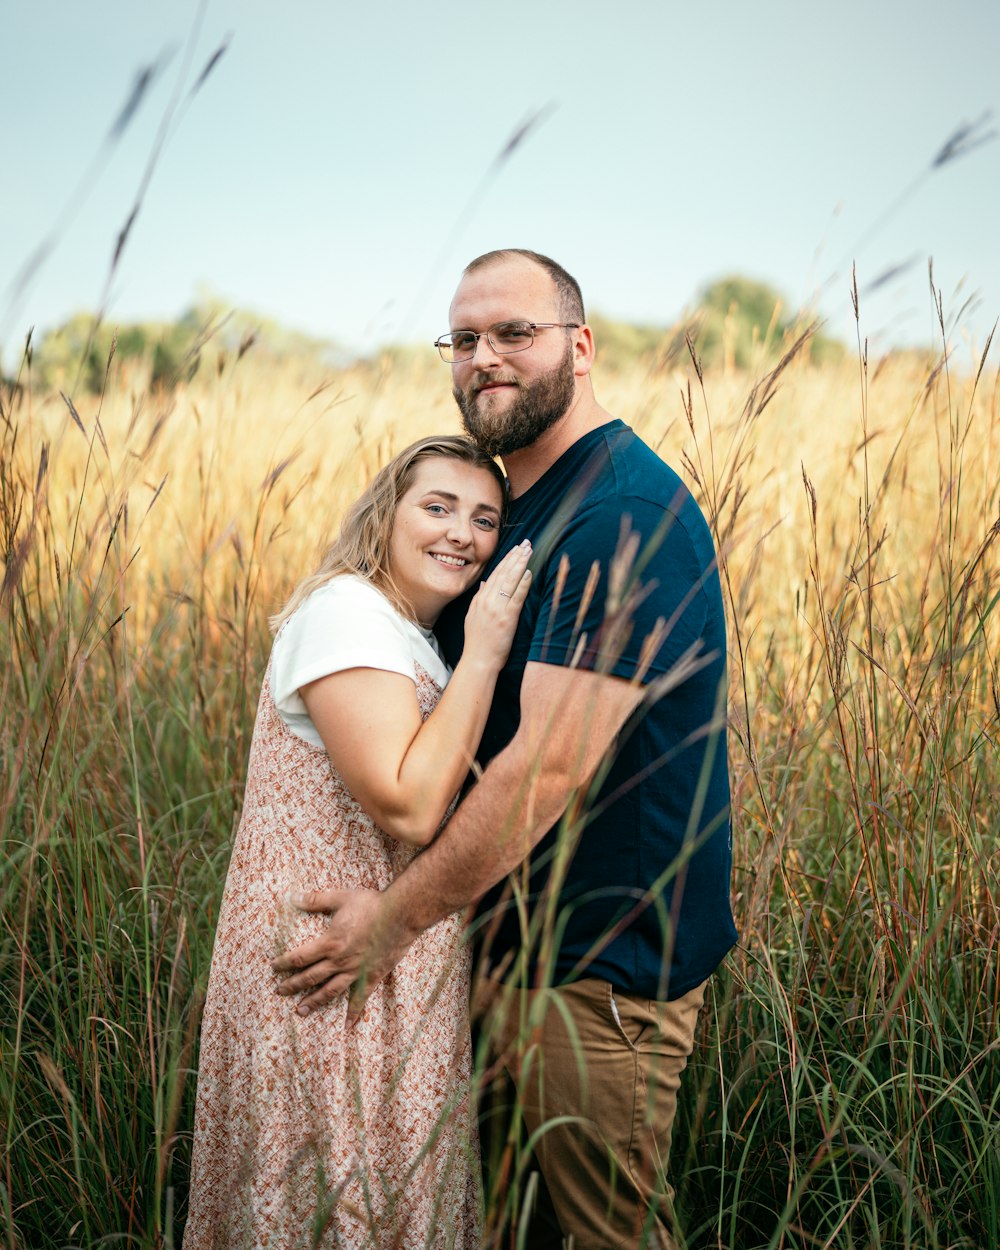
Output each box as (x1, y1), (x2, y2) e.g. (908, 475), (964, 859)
(425, 504), (447, 515)
(474, 516), (497, 530)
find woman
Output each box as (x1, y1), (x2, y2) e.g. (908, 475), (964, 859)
(184, 435), (530, 1250)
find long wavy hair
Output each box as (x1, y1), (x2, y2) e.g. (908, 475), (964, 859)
(271, 435), (507, 631)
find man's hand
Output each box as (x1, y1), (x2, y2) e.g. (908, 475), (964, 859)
(271, 888), (404, 1020)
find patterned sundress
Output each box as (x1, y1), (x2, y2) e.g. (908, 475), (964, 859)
(184, 655), (479, 1250)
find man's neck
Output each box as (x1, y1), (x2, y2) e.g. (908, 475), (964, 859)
(502, 393), (615, 499)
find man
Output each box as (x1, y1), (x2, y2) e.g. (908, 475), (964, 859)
(273, 250), (737, 1248)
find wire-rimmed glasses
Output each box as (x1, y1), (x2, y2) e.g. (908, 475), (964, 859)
(434, 321), (581, 364)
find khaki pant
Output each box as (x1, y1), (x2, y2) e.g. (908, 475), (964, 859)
(492, 977), (706, 1250)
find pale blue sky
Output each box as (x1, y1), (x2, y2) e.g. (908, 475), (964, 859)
(4, 0), (998, 363)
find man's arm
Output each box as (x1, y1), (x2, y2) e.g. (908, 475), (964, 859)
(272, 659), (644, 1015)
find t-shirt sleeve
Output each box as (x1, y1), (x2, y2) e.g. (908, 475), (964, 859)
(270, 579), (416, 720)
(528, 496), (711, 683)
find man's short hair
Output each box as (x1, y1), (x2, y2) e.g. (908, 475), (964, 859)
(463, 249), (585, 324)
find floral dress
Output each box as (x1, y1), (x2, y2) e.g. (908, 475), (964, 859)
(184, 649), (479, 1250)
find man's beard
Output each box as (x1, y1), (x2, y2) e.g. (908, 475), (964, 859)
(454, 344), (575, 458)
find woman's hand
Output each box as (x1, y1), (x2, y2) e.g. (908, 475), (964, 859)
(460, 540), (532, 671)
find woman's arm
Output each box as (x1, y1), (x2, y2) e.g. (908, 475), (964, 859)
(300, 544), (531, 846)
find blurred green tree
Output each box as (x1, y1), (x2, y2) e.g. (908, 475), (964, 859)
(692, 275), (845, 369)
(585, 277), (844, 373)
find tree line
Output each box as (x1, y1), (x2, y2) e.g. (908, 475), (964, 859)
(12, 276), (846, 394)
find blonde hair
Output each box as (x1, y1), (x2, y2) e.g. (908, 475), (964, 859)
(271, 435), (507, 632)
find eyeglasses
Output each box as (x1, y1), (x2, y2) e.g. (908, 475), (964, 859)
(434, 321), (581, 364)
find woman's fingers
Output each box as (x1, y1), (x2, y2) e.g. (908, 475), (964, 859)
(481, 540), (531, 604)
(497, 542), (531, 607)
(507, 565), (532, 605)
(483, 540), (531, 589)
(462, 540), (532, 667)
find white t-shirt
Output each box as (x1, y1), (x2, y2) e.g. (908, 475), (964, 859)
(269, 574), (451, 748)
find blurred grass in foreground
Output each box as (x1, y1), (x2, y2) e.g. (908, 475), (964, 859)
(1, 299), (998, 1248)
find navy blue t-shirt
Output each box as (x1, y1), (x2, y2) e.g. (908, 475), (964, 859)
(436, 421), (737, 999)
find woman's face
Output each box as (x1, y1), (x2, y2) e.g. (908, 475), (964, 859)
(386, 456), (503, 625)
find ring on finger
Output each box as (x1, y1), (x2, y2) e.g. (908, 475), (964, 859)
(498, 590), (510, 598)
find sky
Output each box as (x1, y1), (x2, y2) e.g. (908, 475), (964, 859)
(3, 0), (999, 365)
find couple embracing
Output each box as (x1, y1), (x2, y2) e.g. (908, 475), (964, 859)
(184, 249), (737, 1250)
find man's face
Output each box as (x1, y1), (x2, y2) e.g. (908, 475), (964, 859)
(448, 258), (578, 458)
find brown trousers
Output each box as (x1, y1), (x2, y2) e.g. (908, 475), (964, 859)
(492, 977), (707, 1250)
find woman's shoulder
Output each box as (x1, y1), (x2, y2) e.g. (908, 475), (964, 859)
(285, 573), (407, 636)
(276, 574), (446, 678)
(301, 572), (393, 611)
(268, 573), (450, 740)
(270, 575), (415, 720)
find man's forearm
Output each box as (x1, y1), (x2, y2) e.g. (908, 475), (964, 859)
(382, 737), (569, 944)
(383, 663), (645, 947)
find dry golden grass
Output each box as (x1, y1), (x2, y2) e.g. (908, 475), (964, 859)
(19, 335), (999, 684)
(3, 329), (998, 1248)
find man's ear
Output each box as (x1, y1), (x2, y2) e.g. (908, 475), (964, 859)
(573, 323), (596, 378)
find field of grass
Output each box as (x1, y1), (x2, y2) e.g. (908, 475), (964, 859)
(2, 309), (998, 1248)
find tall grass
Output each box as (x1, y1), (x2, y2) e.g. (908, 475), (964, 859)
(1, 304), (998, 1247)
